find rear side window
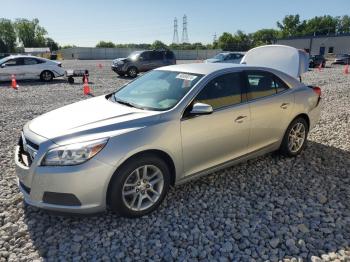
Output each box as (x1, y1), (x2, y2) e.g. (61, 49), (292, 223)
(245, 71), (288, 100)
(24, 58), (38, 65)
(150, 51), (164, 60)
(195, 72), (243, 110)
(165, 51), (175, 59)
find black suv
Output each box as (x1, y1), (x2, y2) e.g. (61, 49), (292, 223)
(112, 50), (176, 77)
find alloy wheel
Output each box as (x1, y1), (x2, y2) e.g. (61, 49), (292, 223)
(122, 165), (164, 211)
(288, 122), (306, 153)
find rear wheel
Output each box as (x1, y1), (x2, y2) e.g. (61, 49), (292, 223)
(108, 154), (170, 218)
(40, 70), (54, 82)
(280, 117), (308, 157)
(127, 67), (138, 78)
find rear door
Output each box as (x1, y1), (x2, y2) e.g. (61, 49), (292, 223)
(150, 51), (166, 69)
(22, 58), (42, 79)
(181, 72), (251, 176)
(243, 70), (294, 152)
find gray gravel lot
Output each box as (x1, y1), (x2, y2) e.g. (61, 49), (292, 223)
(0, 60), (349, 261)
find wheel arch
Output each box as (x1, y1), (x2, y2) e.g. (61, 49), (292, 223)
(293, 113), (310, 130)
(106, 149), (176, 206)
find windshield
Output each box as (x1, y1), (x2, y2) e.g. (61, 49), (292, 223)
(127, 51), (142, 60)
(212, 53), (227, 60)
(113, 70), (203, 111)
(0, 57), (9, 65)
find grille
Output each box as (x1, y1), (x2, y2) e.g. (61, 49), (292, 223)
(18, 133), (39, 167)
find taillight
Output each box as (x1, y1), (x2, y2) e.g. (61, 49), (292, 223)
(312, 86), (321, 97)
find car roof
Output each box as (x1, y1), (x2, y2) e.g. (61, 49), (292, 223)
(5, 55), (44, 60)
(156, 63), (245, 75)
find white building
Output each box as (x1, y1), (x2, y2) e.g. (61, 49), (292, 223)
(275, 34), (350, 56)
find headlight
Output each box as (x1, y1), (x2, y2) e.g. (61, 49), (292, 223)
(41, 138), (108, 166)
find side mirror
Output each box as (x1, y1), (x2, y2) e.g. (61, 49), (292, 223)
(190, 102), (213, 115)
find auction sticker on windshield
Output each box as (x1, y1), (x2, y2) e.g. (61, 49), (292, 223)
(176, 73), (198, 81)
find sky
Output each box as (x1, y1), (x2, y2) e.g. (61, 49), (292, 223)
(1, 0), (350, 47)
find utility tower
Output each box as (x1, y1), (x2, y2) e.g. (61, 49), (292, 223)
(172, 17), (179, 44)
(181, 14), (189, 43)
(213, 33), (217, 43)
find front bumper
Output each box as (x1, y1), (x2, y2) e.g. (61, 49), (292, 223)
(111, 64), (126, 73)
(15, 142), (115, 214)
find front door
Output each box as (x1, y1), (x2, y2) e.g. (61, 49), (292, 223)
(243, 70), (294, 152)
(181, 72), (251, 176)
(0, 58), (25, 81)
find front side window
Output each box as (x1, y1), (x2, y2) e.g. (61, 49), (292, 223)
(4, 58), (23, 66)
(195, 73), (243, 110)
(113, 70), (203, 111)
(245, 71), (288, 100)
(150, 51), (164, 60)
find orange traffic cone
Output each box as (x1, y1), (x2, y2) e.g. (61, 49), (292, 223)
(344, 64), (349, 75)
(11, 75), (18, 90)
(83, 75), (91, 95)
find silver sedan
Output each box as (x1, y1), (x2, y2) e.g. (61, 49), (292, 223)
(15, 62), (321, 217)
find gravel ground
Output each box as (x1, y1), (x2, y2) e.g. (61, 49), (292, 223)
(0, 60), (349, 261)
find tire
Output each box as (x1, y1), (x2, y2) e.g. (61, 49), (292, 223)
(279, 117), (309, 157)
(40, 70), (54, 82)
(117, 72), (125, 77)
(127, 67), (138, 78)
(108, 154), (170, 218)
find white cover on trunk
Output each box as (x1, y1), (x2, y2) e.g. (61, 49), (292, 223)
(240, 45), (309, 79)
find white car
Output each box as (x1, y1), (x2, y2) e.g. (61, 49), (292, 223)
(205, 52), (245, 64)
(0, 55), (65, 82)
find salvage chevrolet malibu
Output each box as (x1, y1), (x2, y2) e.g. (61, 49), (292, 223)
(15, 45), (321, 217)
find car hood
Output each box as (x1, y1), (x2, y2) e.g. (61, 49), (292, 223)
(113, 58), (128, 63)
(28, 95), (161, 144)
(205, 58), (221, 63)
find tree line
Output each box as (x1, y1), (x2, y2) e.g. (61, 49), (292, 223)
(1, 15), (350, 54)
(0, 18), (59, 53)
(96, 15), (350, 51)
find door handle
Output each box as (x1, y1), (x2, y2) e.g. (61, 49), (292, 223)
(280, 103), (290, 109)
(234, 115), (247, 123)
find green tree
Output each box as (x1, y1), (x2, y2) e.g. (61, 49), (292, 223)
(251, 29), (280, 46)
(15, 18), (47, 47)
(150, 40), (168, 50)
(45, 37), (58, 51)
(96, 41), (116, 48)
(337, 15), (350, 33)
(217, 32), (234, 50)
(303, 15), (338, 35)
(277, 15), (306, 37)
(0, 18), (16, 53)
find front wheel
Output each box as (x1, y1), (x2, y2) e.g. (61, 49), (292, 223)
(127, 67), (138, 78)
(280, 117), (309, 157)
(108, 155), (170, 218)
(40, 70), (54, 82)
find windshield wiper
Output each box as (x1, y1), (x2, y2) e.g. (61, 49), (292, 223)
(114, 98), (144, 110)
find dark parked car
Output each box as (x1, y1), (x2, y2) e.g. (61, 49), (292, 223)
(333, 54), (350, 65)
(309, 55), (326, 68)
(111, 50), (176, 77)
